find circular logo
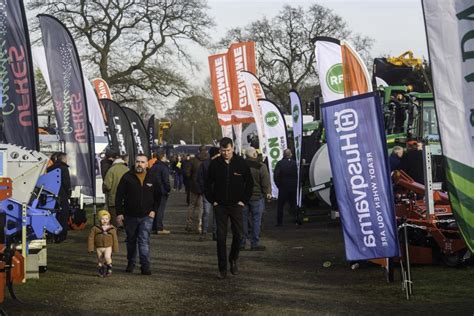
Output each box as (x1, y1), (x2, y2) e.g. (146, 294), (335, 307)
(292, 104), (299, 123)
(326, 63), (344, 94)
(265, 111), (279, 127)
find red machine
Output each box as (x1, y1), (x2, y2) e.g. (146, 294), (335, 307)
(392, 170), (468, 266)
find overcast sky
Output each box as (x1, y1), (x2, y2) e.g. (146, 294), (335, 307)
(192, 0), (428, 81)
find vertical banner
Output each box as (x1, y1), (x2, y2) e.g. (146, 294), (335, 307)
(38, 14), (94, 192)
(314, 37), (344, 102)
(289, 90), (303, 207)
(221, 125), (233, 139)
(100, 99), (136, 165)
(259, 99), (288, 198)
(208, 53), (233, 126)
(322, 93), (399, 260)
(423, 0), (474, 252)
(92, 78), (112, 100)
(1, 0), (39, 150)
(341, 40), (372, 97)
(241, 71), (267, 157)
(227, 41), (257, 124)
(147, 114), (155, 151)
(123, 107), (150, 158)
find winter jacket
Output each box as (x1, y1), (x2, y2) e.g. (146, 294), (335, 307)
(246, 157), (271, 201)
(103, 160), (129, 207)
(197, 159), (210, 194)
(115, 171), (161, 218)
(149, 160), (171, 195)
(87, 225), (119, 252)
(204, 155), (253, 206)
(47, 161), (72, 203)
(273, 158), (297, 192)
(187, 151), (210, 194)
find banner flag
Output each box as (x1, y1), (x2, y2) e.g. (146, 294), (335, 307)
(1, 0), (39, 150)
(92, 78), (112, 100)
(123, 107), (150, 158)
(289, 90), (303, 207)
(38, 14), (94, 192)
(423, 0), (474, 251)
(313, 37), (371, 103)
(209, 53), (233, 126)
(147, 114), (155, 151)
(322, 93), (399, 260)
(82, 122), (96, 196)
(259, 99), (288, 198)
(232, 123), (242, 155)
(227, 41), (257, 124)
(241, 71), (267, 157)
(221, 125), (233, 139)
(100, 99), (135, 165)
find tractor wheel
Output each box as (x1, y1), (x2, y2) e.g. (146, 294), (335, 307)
(441, 252), (463, 267)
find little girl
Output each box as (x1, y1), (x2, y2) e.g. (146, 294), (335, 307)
(88, 210), (119, 277)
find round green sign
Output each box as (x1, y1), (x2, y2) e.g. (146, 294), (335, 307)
(326, 63), (344, 94)
(292, 104), (299, 123)
(265, 111), (279, 127)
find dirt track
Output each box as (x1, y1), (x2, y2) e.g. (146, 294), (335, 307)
(3, 191), (474, 315)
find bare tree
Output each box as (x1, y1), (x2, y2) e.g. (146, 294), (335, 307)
(218, 4), (373, 111)
(29, 0), (214, 112)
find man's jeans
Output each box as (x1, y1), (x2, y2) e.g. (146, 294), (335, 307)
(124, 216), (153, 268)
(153, 194), (168, 231)
(241, 199), (264, 247)
(186, 192), (203, 232)
(202, 197), (216, 234)
(215, 204), (243, 272)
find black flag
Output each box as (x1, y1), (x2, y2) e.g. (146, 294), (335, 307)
(0, 0), (39, 150)
(147, 114), (155, 153)
(38, 14), (94, 192)
(123, 107), (150, 158)
(101, 99), (136, 165)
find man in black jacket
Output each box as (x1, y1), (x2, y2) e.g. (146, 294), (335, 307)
(149, 151), (172, 235)
(274, 149), (298, 226)
(47, 152), (71, 243)
(115, 154), (161, 275)
(205, 137), (253, 279)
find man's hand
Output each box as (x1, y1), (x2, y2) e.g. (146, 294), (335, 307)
(149, 211), (156, 218)
(266, 194), (272, 200)
(213, 202), (218, 207)
(237, 201), (245, 207)
(116, 215), (124, 226)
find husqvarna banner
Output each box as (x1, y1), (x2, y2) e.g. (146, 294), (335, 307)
(423, 0), (474, 252)
(260, 99), (288, 198)
(1, 0), (39, 150)
(289, 90), (303, 207)
(322, 93), (399, 260)
(101, 99), (135, 165)
(39, 14), (94, 192)
(123, 107), (150, 158)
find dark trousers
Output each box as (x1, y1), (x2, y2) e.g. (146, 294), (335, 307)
(276, 189), (297, 225)
(215, 204), (243, 272)
(55, 199), (69, 241)
(153, 195), (168, 231)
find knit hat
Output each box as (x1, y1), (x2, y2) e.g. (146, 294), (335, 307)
(98, 210), (111, 219)
(208, 146), (220, 158)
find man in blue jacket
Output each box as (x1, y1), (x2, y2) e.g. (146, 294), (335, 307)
(205, 137), (253, 279)
(115, 154), (161, 275)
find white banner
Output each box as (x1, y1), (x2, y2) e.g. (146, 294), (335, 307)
(233, 123), (242, 155)
(221, 125), (233, 139)
(314, 37), (343, 102)
(289, 90), (303, 207)
(260, 99), (288, 197)
(241, 71), (267, 157)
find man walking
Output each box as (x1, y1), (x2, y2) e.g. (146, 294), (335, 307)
(115, 154), (161, 275)
(205, 138), (253, 279)
(241, 147), (271, 251)
(149, 151), (171, 235)
(274, 149), (298, 226)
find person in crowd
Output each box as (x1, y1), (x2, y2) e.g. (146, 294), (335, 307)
(47, 152), (72, 243)
(115, 154), (160, 275)
(198, 147), (220, 241)
(100, 149), (116, 179)
(148, 152), (158, 169)
(389, 146), (404, 172)
(103, 154), (129, 226)
(274, 149), (298, 226)
(149, 151), (172, 235)
(185, 146), (209, 233)
(241, 147), (271, 251)
(88, 210), (119, 277)
(172, 155), (184, 191)
(47, 152), (59, 168)
(183, 154), (192, 206)
(205, 137), (253, 279)
(400, 140), (424, 184)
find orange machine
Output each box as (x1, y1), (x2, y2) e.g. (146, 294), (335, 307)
(392, 170), (467, 266)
